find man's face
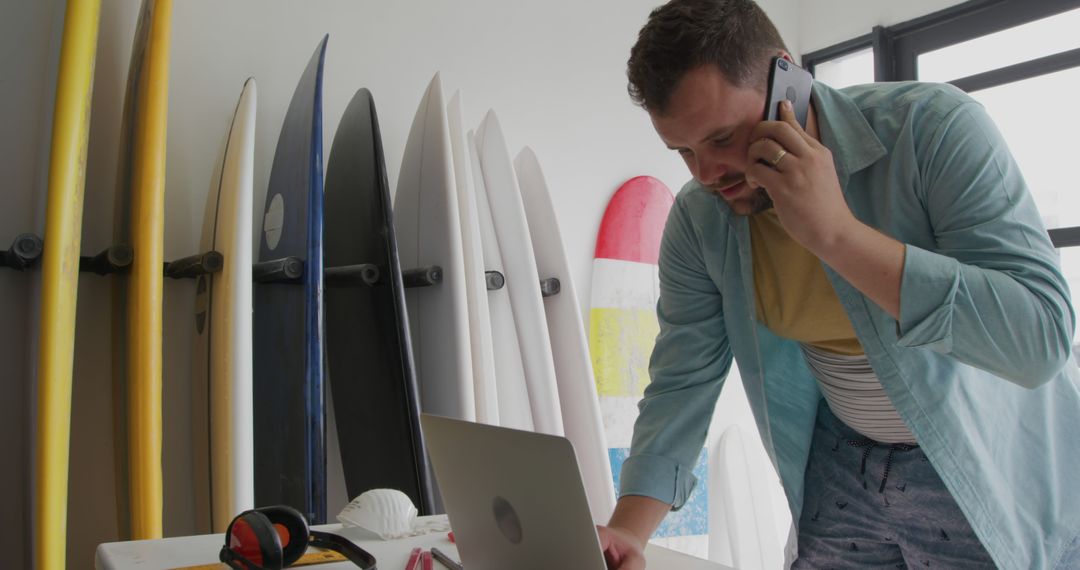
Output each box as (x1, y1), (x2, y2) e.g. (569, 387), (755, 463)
(650, 65), (772, 216)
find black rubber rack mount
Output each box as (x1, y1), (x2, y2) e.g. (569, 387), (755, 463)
(1, 233), (44, 271)
(0, 233), (223, 279)
(164, 251), (223, 279)
(539, 277), (561, 298)
(481, 269), (561, 298)
(485, 270), (505, 291)
(257, 256), (444, 289)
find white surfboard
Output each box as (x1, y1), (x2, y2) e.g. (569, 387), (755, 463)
(192, 78), (256, 533)
(709, 425), (782, 569)
(514, 146), (616, 523)
(394, 73), (475, 422)
(446, 92), (500, 425)
(474, 111), (564, 437)
(467, 130), (534, 432)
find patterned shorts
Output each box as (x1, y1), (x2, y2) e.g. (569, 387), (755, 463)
(792, 400), (996, 569)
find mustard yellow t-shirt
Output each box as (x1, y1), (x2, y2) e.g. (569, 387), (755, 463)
(748, 208), (863, 356)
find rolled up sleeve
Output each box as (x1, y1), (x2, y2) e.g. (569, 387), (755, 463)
(619, 192), (732, 509)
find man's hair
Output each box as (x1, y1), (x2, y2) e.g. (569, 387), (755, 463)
(627, 0), (788, 114)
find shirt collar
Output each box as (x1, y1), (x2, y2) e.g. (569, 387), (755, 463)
(811, 82), (887, 183)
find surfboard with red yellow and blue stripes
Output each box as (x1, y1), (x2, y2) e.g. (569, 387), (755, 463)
(590, 177), (710, 553)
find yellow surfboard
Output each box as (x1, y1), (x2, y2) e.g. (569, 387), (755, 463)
(34, 1), (102, 569)
(112, 0), (172, 541)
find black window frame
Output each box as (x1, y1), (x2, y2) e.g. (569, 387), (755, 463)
(803, 0), (1080, 247)
(803, 26), (893, 82)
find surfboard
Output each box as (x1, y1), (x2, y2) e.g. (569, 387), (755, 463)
(446, 92), (499, 425)
(253, 36), (327, 524)
(34, 1), (101, 568)
(324, 88), (434, 515)
(514, 147), (616, 523)
(474, 111), (564, 437)
(393, 73), (475, 426)
(110, 0), (172, 541)
(111, 0), (150, 539)
(191, 78), (256, 534)
(708, 424), (782, 569)
(590, 177), (711, 549)
(466, 130), (533, 432)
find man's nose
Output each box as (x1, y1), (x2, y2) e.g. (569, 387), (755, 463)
(695, 153), (727, 186)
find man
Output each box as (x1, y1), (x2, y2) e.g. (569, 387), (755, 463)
(597, 0), (1080, 568)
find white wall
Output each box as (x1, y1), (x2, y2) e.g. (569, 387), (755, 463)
(9, 0), (996, 567)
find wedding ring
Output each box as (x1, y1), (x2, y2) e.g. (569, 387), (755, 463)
(771, 148), (788, 167)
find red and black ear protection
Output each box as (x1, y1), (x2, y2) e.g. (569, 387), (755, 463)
(220, 505), (377, 570)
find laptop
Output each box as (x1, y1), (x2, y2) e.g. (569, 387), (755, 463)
(419, 414), (731, 570)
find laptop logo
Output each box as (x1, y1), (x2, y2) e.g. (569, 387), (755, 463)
(492, 496), (523, 544)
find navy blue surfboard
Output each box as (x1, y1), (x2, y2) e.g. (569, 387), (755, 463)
(253, 36), (327, 523)
(324, 89), (435, 514)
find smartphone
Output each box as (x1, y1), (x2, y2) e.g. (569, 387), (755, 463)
(763, 56), (813, 128)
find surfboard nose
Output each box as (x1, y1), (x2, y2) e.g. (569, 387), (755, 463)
(594, 176), (673, 264)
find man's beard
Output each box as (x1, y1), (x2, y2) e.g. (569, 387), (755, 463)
(740, 187), (774, 215)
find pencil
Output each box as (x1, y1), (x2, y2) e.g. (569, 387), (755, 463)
(430, 547), (464, 570)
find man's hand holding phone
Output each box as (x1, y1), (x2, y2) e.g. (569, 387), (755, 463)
(749, 88), (856, 257)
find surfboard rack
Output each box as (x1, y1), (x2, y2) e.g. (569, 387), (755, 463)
(165, 251), (223, 279)
(254, 259), (443, 289)
(325, 263), (380, 287)
(80, 244), (133, 275)
(0, 233), (44, 270)
(0, 239), (136, 276)
(253, 257), (305, 283)
(402, 266), (442, 288)
(478, 271), (560, 296)
(485, 270), (505, 291)
(1, 235), (226, 281)
(539, 277), (561, 298)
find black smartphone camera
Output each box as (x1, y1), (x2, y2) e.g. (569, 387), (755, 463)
(764, 56), (813, 128)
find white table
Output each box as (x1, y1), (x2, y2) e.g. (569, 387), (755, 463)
(96, 517), (458, 570)
(96, 515), (732, 569)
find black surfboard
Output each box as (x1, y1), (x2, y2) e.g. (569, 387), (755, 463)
(324, 88), (435, 515)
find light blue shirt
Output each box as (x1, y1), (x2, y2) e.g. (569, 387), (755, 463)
(620, 81), (1080, 568)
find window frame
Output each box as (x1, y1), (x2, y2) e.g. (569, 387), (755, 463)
(803, 0), (1080, 247)
(804, 26), (894, 82)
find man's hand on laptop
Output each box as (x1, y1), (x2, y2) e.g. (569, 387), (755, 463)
(599, 495), (673, 568)
(598, 524), (646, 569)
